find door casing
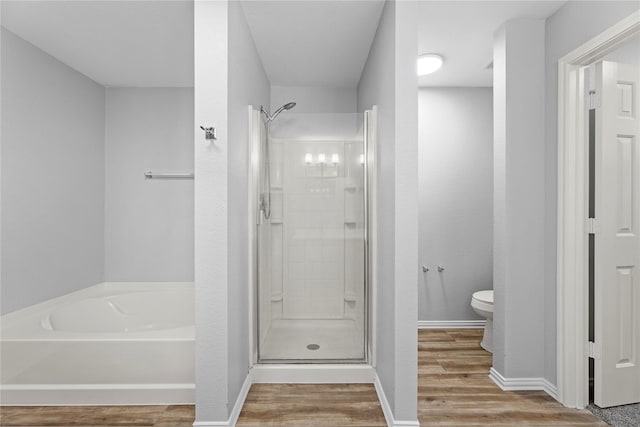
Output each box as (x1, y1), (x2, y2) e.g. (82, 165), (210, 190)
(557, 10), (640, 409)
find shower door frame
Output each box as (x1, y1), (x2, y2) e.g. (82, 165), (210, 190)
(247, 106), (377, 367)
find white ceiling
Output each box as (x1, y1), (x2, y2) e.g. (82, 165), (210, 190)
(418, 1), (566, 87)
(1, 0), (194, 87)
(241, 0), (385, 87)
(0, 0), (569, 89)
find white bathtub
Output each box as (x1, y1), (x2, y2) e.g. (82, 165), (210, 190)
(0, 282), (194, 405)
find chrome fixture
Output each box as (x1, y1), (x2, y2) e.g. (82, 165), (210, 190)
(422, 265), (429, 272)
(437, 265), (445, 272)
(144, 172), (194, 180)
(260, 102), (296, 122)
(259, 102), (296, 220)
(200, 126), (217, 140)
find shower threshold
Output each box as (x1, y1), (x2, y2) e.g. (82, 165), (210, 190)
(251, 363), (374, 384)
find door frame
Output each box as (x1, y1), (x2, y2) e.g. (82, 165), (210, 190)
(557, 10), (640, 409)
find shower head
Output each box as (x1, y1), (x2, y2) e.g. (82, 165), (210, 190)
(271, 102), (296, 121)
(260, 102), (296, 122)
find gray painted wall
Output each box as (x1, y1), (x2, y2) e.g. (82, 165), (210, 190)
(493, 19), (546, 379)
(194, 0), (229, 421)
(227, 0), (270, 414)
(357, 0), (419, 422)
(357, 0), (397, 413)
(392, 2), (419, 419)
(418, 88), (493, 321)
(194, 2), (272, 421)
(104, 88), (194, 282)
(271, 86), (356, 113)
(1, 28), (105, 314)
(543, 0), (640, 385)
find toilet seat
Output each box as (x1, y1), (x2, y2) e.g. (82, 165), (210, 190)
(471, 290), (493, 313)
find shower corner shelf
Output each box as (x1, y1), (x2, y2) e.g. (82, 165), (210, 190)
(270, 220), (283, 225)
(344, 219), (357, 225)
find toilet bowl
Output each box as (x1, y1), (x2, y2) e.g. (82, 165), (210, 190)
(471, 290), (493, 353)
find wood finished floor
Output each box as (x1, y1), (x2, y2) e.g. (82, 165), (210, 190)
(236, 383), (386, 426)
(0, 405), (194, 427)
(0, 329), (607, 426)
(419, 329), (606, 426)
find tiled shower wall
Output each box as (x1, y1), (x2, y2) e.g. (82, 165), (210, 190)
(267, 139), (364, 323)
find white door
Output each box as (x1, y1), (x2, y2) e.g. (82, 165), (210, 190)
(594, 60), (640, 408)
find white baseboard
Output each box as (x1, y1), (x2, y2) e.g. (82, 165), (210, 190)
(489, 368), (558, 400)
(0, 383), (194, 406)
(229, 374), (252, 426)
(373, 373), (420, 427)
(543, 380), (559, 401)
(192, 374), (251, 427)
(193, 422), (228, 427)
(250, 364), (375, 383)
(373, 373), (393, 426)
(418, 320), (485, 329)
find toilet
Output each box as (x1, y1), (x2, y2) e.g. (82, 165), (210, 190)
(471, 290), (493, 353)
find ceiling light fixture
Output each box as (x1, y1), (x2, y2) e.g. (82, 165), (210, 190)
(417, 54), (443, 76)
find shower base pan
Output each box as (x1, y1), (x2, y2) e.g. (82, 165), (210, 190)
(259, 318), (365, 362)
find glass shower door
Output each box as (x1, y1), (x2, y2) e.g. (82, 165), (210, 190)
(256, 113), (367, 363)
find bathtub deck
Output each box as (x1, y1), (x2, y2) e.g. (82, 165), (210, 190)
(1, 329), (607, 426)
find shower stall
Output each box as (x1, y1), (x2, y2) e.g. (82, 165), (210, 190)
(250, 104), (374, 364)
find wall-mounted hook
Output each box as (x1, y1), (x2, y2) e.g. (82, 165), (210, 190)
(200, 126), (217, 140)
(422, 265), (429, 273)
(437, 265), (445, 273)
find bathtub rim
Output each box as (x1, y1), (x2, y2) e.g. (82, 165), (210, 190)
(1, 282), (194, 341)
